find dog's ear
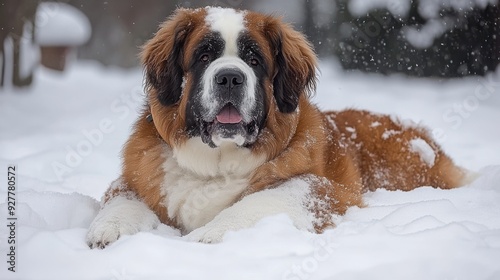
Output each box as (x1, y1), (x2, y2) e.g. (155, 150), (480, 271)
(141, 9), (197, 106)
(265, 18), (318, 113)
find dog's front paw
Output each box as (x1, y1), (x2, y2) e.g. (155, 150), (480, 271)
(185, 224), (229, 244)
(86, 197), (160, 249)
(86, 218), (123, 249)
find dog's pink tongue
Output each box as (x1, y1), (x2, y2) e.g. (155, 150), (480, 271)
(216, 105), (242, 124)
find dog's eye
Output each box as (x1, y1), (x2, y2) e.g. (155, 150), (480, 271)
(200, 54), (210, 63)
(250, 58), (259, 66)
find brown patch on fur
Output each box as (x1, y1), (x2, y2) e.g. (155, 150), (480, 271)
(244, 13), (316, 83)
(141, 8), (207, 97)
(245, 12), (317, 113)
(119, 111), (174, 226)
(329, 109), (466, 191)
(141, 8), (208, 148)
(248, 98), (325, 190)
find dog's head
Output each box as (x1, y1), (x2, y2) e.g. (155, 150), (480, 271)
(142, 7), (317, 149)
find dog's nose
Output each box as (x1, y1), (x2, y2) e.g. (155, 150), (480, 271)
(215, 69), (245, 88)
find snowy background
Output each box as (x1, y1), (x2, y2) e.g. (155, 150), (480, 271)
(1, 59), (500, 279)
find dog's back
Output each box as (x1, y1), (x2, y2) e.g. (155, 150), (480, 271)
(323, 109), (467, 193)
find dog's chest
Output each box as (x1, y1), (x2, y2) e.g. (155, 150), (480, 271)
(160, 138), (265, 233)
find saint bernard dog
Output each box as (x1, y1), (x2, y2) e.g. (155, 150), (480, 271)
(87, 7), (470, 248)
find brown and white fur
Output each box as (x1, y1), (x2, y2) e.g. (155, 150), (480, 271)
(86, 7), (468, 248)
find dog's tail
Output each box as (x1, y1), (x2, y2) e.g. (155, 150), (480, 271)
(459, 169), (480, 186)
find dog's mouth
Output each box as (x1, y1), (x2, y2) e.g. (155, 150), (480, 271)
(216, 104), (243, 124)
(200, 103), (259, 148)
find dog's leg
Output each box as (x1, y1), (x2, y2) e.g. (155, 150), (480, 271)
(86, 178), (160, 249)
(185, 175), (342, 243)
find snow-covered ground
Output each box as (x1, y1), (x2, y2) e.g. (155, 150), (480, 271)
(1, 60), (499, 279)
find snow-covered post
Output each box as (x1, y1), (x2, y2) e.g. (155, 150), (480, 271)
(35, 2), (91, 72)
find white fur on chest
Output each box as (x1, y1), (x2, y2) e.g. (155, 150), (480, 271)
(161, 137), (265, 233)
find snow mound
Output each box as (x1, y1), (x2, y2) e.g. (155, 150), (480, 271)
(36, 2), (91, 46)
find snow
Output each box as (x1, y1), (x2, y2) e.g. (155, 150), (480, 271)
(382, 129), (400, 140)
(35, 2), (91, 46)
(349, 0), (411, 17)
(409, 138), (436, 167)
(1, 59), (500, 279)
(403, 19), (450, 49)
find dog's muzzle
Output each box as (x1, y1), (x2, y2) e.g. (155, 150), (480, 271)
(200, 68), (260, 147)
